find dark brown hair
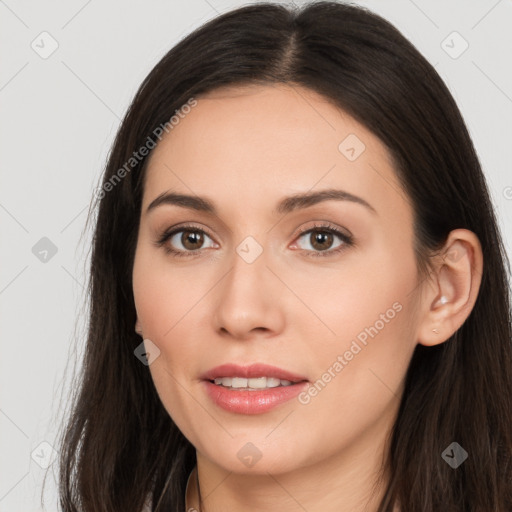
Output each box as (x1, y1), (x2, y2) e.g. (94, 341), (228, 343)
(51, 2), (512, 510)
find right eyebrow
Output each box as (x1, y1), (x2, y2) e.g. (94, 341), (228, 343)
(146, 192), (215, 215)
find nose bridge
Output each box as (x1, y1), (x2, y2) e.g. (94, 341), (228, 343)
(213, 233), (283, 337)
(223, 233), (269, 303)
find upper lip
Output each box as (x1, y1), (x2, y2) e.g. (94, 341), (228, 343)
(201, 363), (308, 383)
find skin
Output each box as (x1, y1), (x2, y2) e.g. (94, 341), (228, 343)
(132, 83), (483, 512)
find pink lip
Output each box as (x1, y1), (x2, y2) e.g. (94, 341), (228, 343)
(200, 363), (309, 415)
(200, 363), (308, 383)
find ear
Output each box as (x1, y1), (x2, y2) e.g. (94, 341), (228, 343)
(135, 318), (143, 336)
(416, 229), (483, 347)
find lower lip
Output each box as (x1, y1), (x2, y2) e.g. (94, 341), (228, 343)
(203, 380), (309, 414)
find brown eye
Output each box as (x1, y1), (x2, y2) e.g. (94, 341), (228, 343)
(181, 230), (205, 250)
(157, 226), (218, 256)
(309, 231), (334, 251)
(291, 223), (354, 258)
(294, 227), (347, 254)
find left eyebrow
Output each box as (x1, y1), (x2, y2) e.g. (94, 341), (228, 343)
(145, 188), (377, 216)
(275, 188), (377, 216)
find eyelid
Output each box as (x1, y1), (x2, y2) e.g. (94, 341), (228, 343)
(291, 221), (353, 241)
(157, 222), (217, 243)
(154, 222), (218, 257)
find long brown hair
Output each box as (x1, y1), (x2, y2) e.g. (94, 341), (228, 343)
(51, 2), (512, 510)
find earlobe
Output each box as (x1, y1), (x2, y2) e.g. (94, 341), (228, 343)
(135, 319), (143, 336)
(417, 229), (483, 347)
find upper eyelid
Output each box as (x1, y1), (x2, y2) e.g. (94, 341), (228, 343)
(162, 222), (350, 247)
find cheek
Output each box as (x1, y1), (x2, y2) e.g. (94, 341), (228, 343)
(291, 290), (416, 459)
(297, 240), (418, 393)
(132, 247), (213, 413)
(287, 242), (415, 342)
(132, 245), (208, 339)
(132, 255), (202, 435)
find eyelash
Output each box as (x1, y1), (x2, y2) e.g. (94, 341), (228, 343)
(155, 222), (354, 259)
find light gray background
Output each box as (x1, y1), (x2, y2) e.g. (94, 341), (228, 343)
(1, 0), (511, 510)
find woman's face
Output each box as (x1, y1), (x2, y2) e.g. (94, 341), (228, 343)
(132, 83), (423, 476)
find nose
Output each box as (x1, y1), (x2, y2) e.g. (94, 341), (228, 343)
(212, 241), (285, 341)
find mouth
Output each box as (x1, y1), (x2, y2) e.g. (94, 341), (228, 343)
(200, 363), (309, 414)
(209, 376), (298, 390)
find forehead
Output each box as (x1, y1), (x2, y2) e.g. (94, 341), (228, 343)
(141, 83), (406, 219)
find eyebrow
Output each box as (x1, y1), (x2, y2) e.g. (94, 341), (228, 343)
(146, 188), (377, 216)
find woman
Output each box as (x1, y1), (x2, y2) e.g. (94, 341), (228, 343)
(54, 1), (512, 511)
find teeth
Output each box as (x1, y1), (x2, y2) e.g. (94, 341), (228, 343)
(213, 376), (294, 389)
(231, 377), (247, 388)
